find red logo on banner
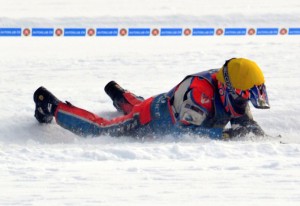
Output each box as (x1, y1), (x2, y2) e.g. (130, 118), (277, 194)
(184, 28), (191, 36)
(120, 28), (127, 36)
(23, 28), (30, 36)
(55, 28), (63, 36)
(216, 28), (223, 35)
(152, 28), (159, 36)
(280, 28), (287, 35)
(88, 28), (95, 36)
(248, 28), (256, 35)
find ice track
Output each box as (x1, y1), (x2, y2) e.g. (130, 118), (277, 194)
(1, 0), (300, 205)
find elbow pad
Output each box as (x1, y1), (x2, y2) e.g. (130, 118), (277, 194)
(179, 101), (207, 126)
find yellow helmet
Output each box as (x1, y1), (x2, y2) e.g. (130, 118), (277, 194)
(216, 58), (265, 90)
(216, 58), (269, 111)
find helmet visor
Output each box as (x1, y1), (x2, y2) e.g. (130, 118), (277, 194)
(249, 84), (270, 109)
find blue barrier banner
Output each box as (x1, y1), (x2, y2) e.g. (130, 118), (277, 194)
(1, 27), (299, 37)
(256, 28), (278, 35)
(0, 28), (21, 36)
(128, 28), (150, 36)
(160, 28), (182, 36)
(96, 28), (118, 36)
(224, 28), (247, 35)
(32, 28), (54, 36)
(64, 28), (86, 36)
(192, 28), (214, 36)
(288, 28), (300, 35)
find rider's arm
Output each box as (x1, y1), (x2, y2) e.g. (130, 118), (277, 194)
(222, 104), (265, 138)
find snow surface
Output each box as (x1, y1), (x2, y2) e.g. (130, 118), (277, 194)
(1, 0), (300, 205)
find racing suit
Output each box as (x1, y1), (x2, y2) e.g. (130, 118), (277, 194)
(54, 69), (264, 139)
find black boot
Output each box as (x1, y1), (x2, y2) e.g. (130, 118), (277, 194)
(33, 86), (61, 123)
(104, 81), (144, 114)
(104, 81), (127, 112)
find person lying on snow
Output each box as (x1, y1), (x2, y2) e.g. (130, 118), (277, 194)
(33, 58), (270, 139)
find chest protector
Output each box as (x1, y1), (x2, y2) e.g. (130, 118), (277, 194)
(167, 69), (231, 129)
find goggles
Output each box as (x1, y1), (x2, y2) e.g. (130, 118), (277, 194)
(218, 82), (247, 117)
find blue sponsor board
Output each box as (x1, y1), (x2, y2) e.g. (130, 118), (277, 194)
(64, 28), (86, 36)
(288, 28), (300, 35)
(224, 28), (246, 35)
(160, 28), (182, 36)
(0, 28), (21, 36)
(96, 28), (118, 36)
(256, 28), (278, 35)
(192, 28), (214, 36)
(32, 28), (54, 36)
(128, 28), (150, 36)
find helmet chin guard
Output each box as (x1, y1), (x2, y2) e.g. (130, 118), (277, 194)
(249, 84), (270, 109)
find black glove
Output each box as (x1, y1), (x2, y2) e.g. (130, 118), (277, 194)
(222, 121), (265, 139)
(222, 127), (248, 139)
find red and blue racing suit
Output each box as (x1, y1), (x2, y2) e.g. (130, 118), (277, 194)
(54, 69), (262, 139)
